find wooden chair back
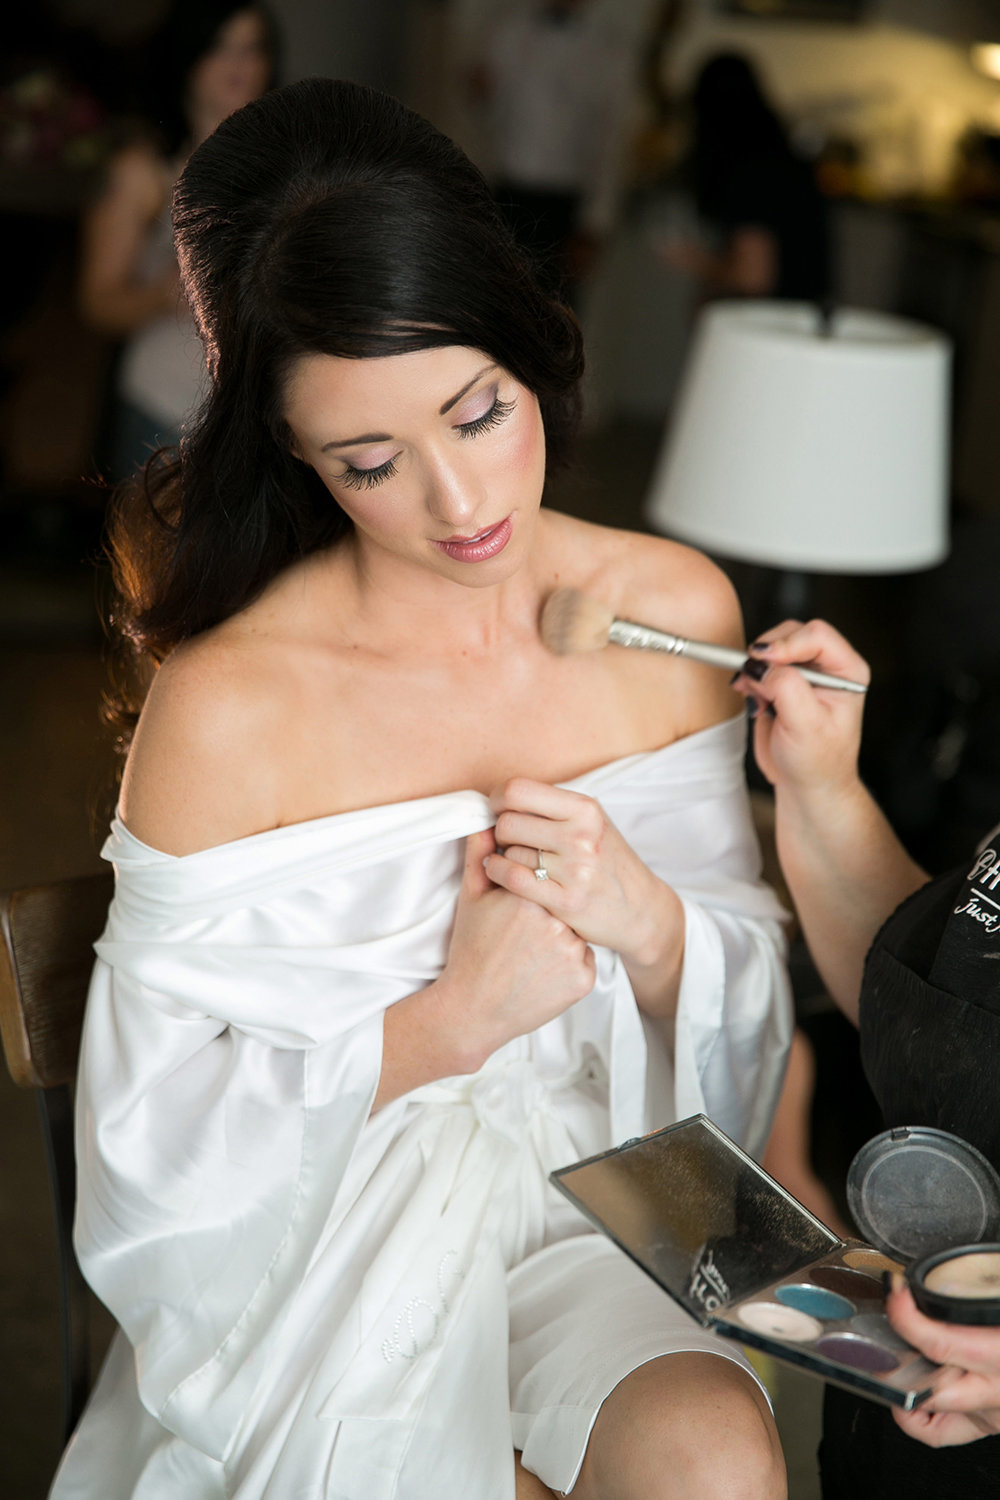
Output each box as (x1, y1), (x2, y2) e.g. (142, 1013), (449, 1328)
(0, 872), (113, 1088)
(0, 870), (114, 1445)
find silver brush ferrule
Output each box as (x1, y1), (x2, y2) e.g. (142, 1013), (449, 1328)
(608, 618), (684, 655)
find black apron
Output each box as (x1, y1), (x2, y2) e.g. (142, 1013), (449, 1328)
(819, 864), (1000, 1498)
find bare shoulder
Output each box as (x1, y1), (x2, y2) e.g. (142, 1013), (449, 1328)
(540, 512), (745, 732)
(119, 628), (286, 856)
(616, 531), (744, 650)
(541, 511), (744, 647)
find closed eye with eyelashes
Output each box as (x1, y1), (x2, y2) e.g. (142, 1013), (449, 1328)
(339, 394), (517, 491)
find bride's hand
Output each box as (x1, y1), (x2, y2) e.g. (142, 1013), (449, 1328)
(436, 827), (597, 1065)
(484, 779), (685, 1016)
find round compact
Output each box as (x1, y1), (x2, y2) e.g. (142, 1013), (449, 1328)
(910, 1242), (1000, 1326)
(847, 1126), (1000, 1264)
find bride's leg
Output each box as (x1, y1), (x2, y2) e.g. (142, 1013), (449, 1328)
(568, 1352), (786, 1500)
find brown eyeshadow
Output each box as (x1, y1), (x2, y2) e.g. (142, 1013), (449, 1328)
(809, 1265), (882, 1300)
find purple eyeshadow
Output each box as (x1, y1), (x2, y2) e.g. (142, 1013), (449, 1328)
(816, 1333), (899, 1373)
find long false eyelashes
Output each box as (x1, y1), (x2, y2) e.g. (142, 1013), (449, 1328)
(341, 456), (400, 491)
(457, 396), (516, 440)
(339, 394), (517, 492)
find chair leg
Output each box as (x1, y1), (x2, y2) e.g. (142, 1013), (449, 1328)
(37, 1084), (91, 1446)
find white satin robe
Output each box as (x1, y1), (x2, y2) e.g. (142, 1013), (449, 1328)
(51, 715), (792, 1499)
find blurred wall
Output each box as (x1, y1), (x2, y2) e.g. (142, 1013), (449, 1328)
(275, 0), (408, 95)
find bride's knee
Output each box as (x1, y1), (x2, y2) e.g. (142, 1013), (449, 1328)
(573, 1353), (786, 1500)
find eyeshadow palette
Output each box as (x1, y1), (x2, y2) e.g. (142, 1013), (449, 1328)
(550, 1114), (943, 1410)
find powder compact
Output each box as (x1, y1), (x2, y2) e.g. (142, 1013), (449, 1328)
(550, 1114), (942, 1410)
(846, 1125), (1000, 1327)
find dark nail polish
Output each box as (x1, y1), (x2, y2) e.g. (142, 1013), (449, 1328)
(747, 697), (776, 721)
(742, 657), (769, 682)
(729, 671), (742, 685)
(749, 640), (772, 653)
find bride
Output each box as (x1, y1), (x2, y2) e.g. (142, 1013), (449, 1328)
(54, 76), (790, 1500)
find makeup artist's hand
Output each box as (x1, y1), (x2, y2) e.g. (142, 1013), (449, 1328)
(484, 780), (685, 1018)
(886, 1277), (1000, 1446)
(730, 619), (870, 797)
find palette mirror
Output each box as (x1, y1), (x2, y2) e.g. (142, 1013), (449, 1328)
(550, 1114), (943, 1409)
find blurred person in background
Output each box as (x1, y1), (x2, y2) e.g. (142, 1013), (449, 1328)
(78, 0), (277, 480)
(467, 0), (634, 308)
(659, 51), (830, 305)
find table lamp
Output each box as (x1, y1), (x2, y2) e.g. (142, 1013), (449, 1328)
(644, 301), (951, 583)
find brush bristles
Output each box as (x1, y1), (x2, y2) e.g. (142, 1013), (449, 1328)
(540, 588), (615, 655)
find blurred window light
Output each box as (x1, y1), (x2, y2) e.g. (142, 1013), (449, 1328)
(972, 44), (1000, 82)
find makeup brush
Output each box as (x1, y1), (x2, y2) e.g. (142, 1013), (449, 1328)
(540, 588), (867, 694)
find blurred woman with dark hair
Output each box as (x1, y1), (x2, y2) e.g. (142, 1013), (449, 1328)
(78, 0), (277, 480)
(661, 50), (830, 303)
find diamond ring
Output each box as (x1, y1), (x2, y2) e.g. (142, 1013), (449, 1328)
(535, 849), (550, 882)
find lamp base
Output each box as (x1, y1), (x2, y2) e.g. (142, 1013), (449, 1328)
(775, 569), (811, 620)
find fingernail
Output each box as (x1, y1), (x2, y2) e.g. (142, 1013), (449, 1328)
(742, 657), (769, 682)
(748, 697), (776, 720)
(749, 640), (773, 653)
(729, 670), (743, 685)
(882, 1270), (904, 1297)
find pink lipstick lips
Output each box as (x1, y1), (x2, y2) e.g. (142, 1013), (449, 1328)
(433, 516), (512, 563)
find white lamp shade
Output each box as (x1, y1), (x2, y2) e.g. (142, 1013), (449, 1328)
(645, 301), (951, 573)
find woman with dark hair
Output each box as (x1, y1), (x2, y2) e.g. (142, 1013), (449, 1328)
(661, 51), (830, 303)
(53, 78), (791, 1499)
(78, 0), (277, 479)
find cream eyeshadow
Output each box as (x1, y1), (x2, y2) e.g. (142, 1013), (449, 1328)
(736, 1301), (822, 1342)
(923, 1250), (1000, 1299)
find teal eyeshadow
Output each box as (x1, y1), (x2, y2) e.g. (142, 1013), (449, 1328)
(775, 1283), (854, 1319)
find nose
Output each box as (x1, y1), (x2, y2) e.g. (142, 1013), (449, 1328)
(422, 446), (486, 530)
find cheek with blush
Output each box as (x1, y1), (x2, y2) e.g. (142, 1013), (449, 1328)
(498, 400), (546, 495)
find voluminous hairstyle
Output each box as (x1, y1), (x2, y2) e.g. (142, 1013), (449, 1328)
(107, 75), (585, 673)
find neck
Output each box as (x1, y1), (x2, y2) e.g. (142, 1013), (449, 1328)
(328, 530), (547, 658)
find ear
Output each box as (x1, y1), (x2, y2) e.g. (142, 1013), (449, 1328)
(280, 421), (305, 464)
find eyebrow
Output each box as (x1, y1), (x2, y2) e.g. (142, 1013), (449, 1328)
(439, 363), (497, 415)
(319, 363), (498, 452)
